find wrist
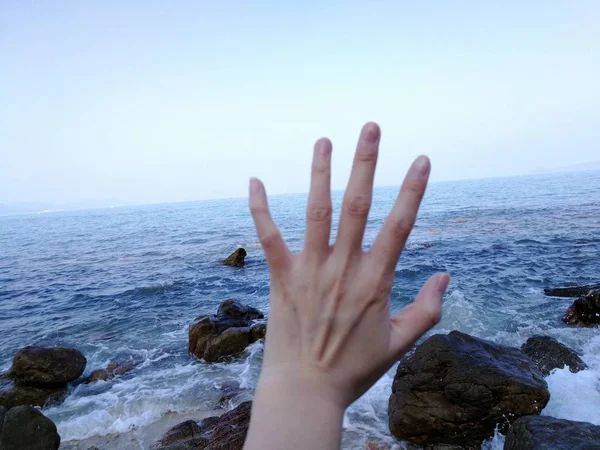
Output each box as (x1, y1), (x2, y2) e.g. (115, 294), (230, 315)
(244, 370), (345, 450)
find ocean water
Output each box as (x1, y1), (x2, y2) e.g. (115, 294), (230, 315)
(1, 171), (599, 449)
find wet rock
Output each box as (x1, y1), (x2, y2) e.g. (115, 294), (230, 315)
(221, 248), (247, 268)
(9, 346), (86, 384)
(0, 377), (67, 409)
(544, 284), (600, 298)
(155, 401), (251, 450)
(562, 289), (600, 327)
(0, 406), (5, 435)
(154, 419), (207, 449)
(388, 331), (550, 448)
(504, 415), (600, 450)
(250, 323), (267, 342)
(204, 327), (251, 363)
(217, 299), (263, 321)
(83, 361), (137, 384)
(189, 300), (264, 362)
(0, 405), (61, 450)
(521, 335), (587, 376)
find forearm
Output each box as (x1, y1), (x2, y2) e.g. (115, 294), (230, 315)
(244, 376), (345, 450)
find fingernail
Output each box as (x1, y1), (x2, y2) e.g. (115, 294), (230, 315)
(249, 178), (260, 194)
(317, 139), (332, 158)
(364, 122), (380, 143)
(414, 156), (431, 176)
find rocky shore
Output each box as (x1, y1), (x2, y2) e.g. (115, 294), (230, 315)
(2, 249), (599, 449)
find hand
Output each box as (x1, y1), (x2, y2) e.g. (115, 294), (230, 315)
(244, 122), (449, 450)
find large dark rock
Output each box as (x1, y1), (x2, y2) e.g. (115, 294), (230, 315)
(0, 405), (61, 450)
(189, 300), (264, 362)
(388, 331), (550, 448)
(221, 248), (247, 268)
(563, 290), (600, 327)
(0, 406), (5, 436)
(9, 346), (87, 384)
(204, 328), (251, 363)
(521, 336), (588, 376)
(504, 415), (600, 450)
(544, 284), (600, 298)
(155, 401), (251, 450)
(0, 377), (67, 409)
(250, 323), (267, 343)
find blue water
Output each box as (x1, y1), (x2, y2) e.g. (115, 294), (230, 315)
(1, 171), (600, 449)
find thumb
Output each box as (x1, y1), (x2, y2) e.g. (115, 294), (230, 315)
(388, 272), (450, 360)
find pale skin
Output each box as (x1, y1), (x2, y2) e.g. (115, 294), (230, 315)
(243, 122), (450, 450)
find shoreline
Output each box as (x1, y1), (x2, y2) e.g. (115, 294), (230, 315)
(60, 408), (221, 450)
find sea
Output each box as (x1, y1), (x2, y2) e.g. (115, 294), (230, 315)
(1, 170), (599, 449)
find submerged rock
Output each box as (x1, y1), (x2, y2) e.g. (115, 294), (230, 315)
(521, 335), (587, 376)
(0, 405), (61, 450)
(9, 346), (87, 384)
(221, 248), (247, 268)
(83, 361), (137, 384)
(388, 331), (550, 448)
(504, 415), (600, 450)
(562, 289), (600, 327)
(189, 300), (265, 362)
(544, 284), (600, 298)
(155, 401), (251, 450)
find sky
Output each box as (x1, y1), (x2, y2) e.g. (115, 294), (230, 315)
(1, 1), (599, 206)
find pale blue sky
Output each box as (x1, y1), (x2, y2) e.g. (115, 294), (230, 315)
(1, 1), (599, 205)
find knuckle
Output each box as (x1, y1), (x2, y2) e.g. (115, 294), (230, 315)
(250, 204), (269, 216)
(260, 230), (281, 249)
(402, 180), (424, 197)
(344, 195), (371, 218)
(356, 146), (378, 163)
(424, 303), (442, 326)
(391, 215), (415, 239)
(312, 159), (330, 174)
(306, 203), (332, 222)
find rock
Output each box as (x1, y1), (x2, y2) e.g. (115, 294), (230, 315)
(0, 405), (61, 450)
(504, 415), (600, 450)
(562, 289), (600, 327)
(544, 284), (600, 298)
(83, 361), (137, 384)
(154, 419), (207, 449)
(250, 323), (267, 343)
(0, 406), (5, 435)
(221, 248), (247, 268)
(155, 401), (251, 450)
(521, 335), (587, 376)
(0, 377), (67, 409)
(9, 346), (87, 385)
(217, 299), (263, 321)
(204, 327), (251, 363)
(388, 331), (550, 448)
(189, 300), (264, 362)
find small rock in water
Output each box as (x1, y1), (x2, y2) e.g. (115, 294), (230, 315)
(0, 405), (61, 450)
(83, 361), (137, 384)
(250, 323), (267, 342)
(521, 335), (587, 376)
(562, 289), (600, 327)
(388, 331), (550, 448)
(9, 346), (87, 384)
(189, 300), (265, 362)
(155, 401), (252, 450)
(504, 415), (600, 450)
(221, 248), (247, 267)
